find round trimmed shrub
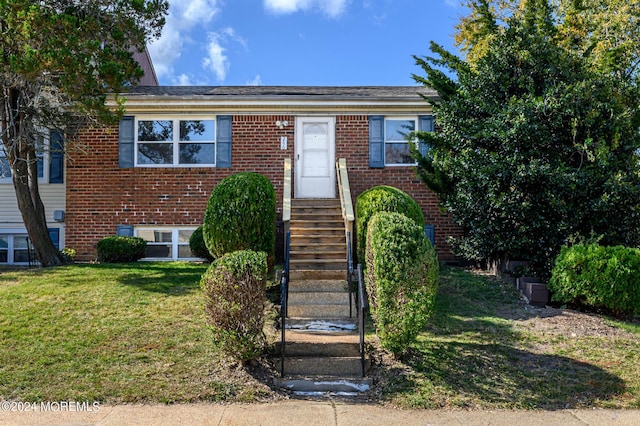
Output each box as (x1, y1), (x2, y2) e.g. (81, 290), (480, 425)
(96, 236), (146, 263)
(548, 243), (640, 317)
(356, 185), (425, 264)
(200, 250), (268, 362)
(365, 211), (438, 356)
(189, 225), (213, 261)
(203, 172), (276, 268)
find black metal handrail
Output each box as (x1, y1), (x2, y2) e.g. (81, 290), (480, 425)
(347, 230), (355, 318)
(356, 263), (367, 377)
(280, 230), (290, 377)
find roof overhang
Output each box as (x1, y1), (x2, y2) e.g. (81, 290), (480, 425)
(108, 86), (437, 115)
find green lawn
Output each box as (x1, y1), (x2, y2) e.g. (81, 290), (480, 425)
(372, 267), (640, 409)
(2, 262), (639, 408)
(0, 262), (277, 404)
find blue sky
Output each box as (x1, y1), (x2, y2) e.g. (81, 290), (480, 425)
(147, 0), (467, 86)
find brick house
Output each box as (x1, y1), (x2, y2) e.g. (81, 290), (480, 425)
(64, 85), (461, 263)
(1, 83), (462, 264)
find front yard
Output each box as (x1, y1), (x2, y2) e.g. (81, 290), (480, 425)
(370, 268), (640, 409)
(1, 262), (639, 408)
(0, 262), (278, 404)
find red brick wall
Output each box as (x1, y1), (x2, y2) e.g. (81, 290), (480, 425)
(66, 114), (461, 261)
(335, 115), (461, 261)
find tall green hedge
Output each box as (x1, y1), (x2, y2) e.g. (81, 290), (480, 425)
(365, 211), (438, 356)
(203, 172), (276, 267)
(200, 250), (267, 362)
(355, 185), (424, 265)
(548, 243), (640, 317)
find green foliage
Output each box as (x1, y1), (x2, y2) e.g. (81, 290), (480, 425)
(200, 250), (268, 362)
(1, 1), (167, 123)
(355, 185), (425, 265)
(365, 212), (439, 356)
(1, 1), (167, 267)
(548, 244), (640, 317)
(203, 173), (276, 269)
(60, 247), (76, 263)
(456, 0), (640, 78)
(189, 225), (213, 261)
(412, 0), (640, 278)
(96, 236), (147, 263)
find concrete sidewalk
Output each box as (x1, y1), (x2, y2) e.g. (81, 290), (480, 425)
(1, 400), (639, 426)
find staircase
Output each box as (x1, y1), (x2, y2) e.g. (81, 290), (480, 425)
(289, 199), (346, 271)
(277, 198), (370, 395)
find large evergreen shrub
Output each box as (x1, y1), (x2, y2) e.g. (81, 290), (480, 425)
(365, 211), (438, 356)
(96, 236), (146, 263)
(411, 2), (640, 278)
(200, 250), (268, 362)
(203, 172), (276, 268)
(548, 243), (640, 317)
(355, 185), (424, 264)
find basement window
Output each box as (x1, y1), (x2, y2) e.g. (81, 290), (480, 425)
(135, 228), (199, 260)
(0, 234), (32, 264)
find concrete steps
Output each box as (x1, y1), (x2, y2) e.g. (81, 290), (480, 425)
(274, 376), (372, 395)
(289, 198), (346, 272)
(283, 357), (363, 376)
(282, 330), (360, 357)
(279, 198), (367, 395)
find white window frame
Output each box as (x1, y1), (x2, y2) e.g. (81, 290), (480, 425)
(384, 117), (418, 166)
(0, 231), (34, 265)
(0, 134), (50, 184)
(134, 116), (216, 168)
(135, 227), (202, 261)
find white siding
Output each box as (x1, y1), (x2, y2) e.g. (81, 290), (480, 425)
(0, 183), (66, 248)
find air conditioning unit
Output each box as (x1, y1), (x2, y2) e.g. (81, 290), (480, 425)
(53, 210), (65, 222)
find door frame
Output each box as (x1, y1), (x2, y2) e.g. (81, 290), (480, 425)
(294, 116), (336, 199)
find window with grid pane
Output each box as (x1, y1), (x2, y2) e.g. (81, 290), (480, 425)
(384, 118), (416, 165)
(136, 118), (215, 166)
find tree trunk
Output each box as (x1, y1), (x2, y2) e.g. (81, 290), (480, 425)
(11, 140), (65, 267)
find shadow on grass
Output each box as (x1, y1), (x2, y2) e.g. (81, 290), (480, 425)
(375, 267), (626, 409)
(105, 262), (209, 296)
(401, 335), (624, 409)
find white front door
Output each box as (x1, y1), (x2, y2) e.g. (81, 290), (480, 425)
(295, 117), (335, 198)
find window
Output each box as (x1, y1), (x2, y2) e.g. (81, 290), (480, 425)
(136, 228), (198, 260)
(0, 229), (60, 265)
(369, 115), (433, 168)
(0, 234), (34, 264)
(136, 118), (215, 166)
(0, 130), (63, 184)
(384, 118), (416, 165)
(0, 141), (46, 182)
(0, 235), (8, 263)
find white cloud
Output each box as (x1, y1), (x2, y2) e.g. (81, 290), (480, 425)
(171, 73), (211, 86)
(246, 75), (263, 86)
(202, 27), (246, 82)
(264, 0), (349, 18)
(174, 74), (193, 86)
(203, 33), (228, 82)
(221, 27), (248, 50)
(147, 22), (182, 78)
(148, 0), (220, 80)
(171, 0), (220, 30)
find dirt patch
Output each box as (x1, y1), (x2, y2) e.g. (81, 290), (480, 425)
(515, 308), (637, 338)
